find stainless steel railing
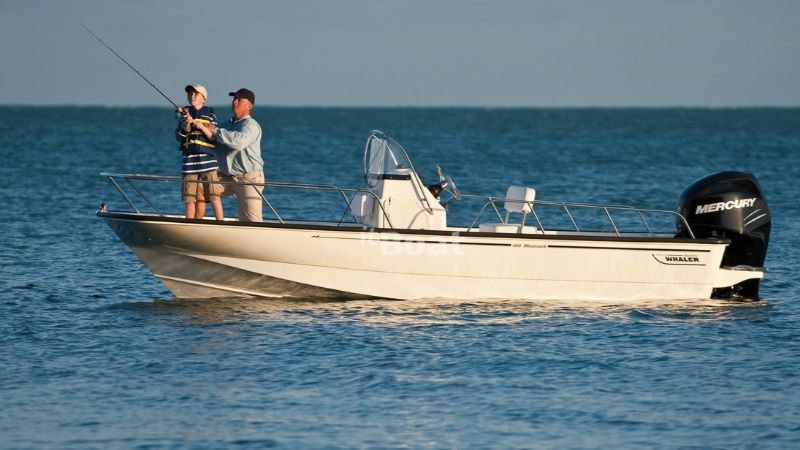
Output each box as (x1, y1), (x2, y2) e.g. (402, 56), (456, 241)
(100, 172), (394, 228)
(461, 193), (695, 238)
(101, 172), (695, 238)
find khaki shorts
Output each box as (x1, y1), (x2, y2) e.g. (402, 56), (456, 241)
(182, 171), (223, 203)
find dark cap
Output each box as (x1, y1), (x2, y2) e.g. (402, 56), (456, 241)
(229, 88), (255, 104)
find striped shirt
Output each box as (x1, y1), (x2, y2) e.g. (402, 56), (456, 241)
(177, 105), (218, 174)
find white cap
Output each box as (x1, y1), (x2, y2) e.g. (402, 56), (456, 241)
(184, 84), (208, 100)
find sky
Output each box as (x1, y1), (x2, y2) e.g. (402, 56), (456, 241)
(1, 0), (798, 107)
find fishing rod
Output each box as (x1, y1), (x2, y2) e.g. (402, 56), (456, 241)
(81, 24), (181, 111)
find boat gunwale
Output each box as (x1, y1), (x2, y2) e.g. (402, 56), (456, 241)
(97, 211), (731, 246)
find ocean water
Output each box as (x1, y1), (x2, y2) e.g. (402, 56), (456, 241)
(1, 106), (799, 449)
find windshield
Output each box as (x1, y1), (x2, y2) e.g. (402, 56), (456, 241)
(363, 131), (415, 182)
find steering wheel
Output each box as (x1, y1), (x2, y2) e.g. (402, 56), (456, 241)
(436, 165), (461, 201)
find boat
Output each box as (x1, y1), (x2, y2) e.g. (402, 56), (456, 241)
(97, 130), (771, 302)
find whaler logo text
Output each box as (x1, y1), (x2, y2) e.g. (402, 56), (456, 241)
(663, 255), (699, 263)
(695, 198), (756, 215)
(653, 253), (704, 265)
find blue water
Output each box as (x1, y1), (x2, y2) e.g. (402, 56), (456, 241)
(2, 107), (799, 449)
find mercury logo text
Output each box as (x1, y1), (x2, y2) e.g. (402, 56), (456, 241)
(695, 198), (756, 215)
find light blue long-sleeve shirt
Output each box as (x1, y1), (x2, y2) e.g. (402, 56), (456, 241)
(213, 115), (264, 175)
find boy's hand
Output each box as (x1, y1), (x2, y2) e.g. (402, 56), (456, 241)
(181, 109), (194, 124)
(180, 109), (195, 132)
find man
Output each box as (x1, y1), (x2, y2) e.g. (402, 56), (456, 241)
(195, 88), (264, 222)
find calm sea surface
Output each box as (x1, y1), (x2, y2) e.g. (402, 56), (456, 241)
(1, 107), (799, 449)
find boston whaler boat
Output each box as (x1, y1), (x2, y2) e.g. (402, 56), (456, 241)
(98, 131), (770, 302)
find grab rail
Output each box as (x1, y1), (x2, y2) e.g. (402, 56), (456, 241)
(101, 173), (695, 238)
(461, 194), (695, 239)
(100, 172), (394, 228)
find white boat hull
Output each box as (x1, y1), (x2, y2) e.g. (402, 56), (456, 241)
(100, 213), (762, 302)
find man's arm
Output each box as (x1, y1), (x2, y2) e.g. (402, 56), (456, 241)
(213, 119), (259, 151)
(193, 121), (217, 141)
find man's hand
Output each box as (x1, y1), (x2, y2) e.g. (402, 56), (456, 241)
(194, 121), (216, 140)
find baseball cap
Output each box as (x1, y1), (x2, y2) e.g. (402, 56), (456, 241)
(229, 88), (255, 104)
(184, 84), (208, 100)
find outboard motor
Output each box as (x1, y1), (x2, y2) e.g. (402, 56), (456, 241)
(677, 172), (771, 299)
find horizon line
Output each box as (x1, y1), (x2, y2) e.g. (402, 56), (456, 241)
(1, 103), (799, 109)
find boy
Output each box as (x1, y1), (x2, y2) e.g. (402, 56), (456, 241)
(176, 84), (224, 220)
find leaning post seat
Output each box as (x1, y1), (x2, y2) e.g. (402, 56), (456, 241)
(478, 186), (537, 234)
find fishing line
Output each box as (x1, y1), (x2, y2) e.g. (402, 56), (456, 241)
(81, 24), (181, 110)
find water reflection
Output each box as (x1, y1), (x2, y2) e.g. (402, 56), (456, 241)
(116, 295), (770, 327)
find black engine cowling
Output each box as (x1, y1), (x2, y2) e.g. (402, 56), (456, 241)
(677, 172), (771, 299)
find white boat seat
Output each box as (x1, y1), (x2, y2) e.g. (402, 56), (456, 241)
(479, 223), (519, 233)
(479, 223), (538, 234)
(504, 186), (536, 214)
(477, 185), (538, 233)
